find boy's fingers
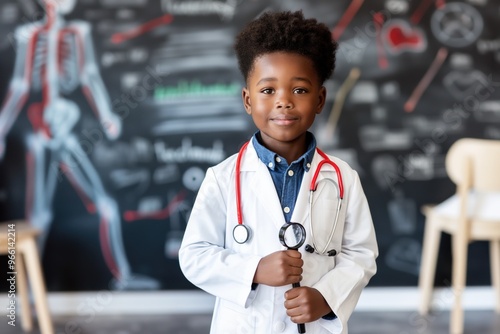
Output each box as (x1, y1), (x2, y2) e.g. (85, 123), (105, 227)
(291, 258), (304, 268)
(285, 251), (303, 268)
(284, 300), (301, 312)
(287, 274), (302, 285)
(288, 266), (303, 276)
(285, 250), (302, 258)
(284, 286), (301, 300)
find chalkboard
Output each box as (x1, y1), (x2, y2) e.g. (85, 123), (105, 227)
(1, 0), (499, 291)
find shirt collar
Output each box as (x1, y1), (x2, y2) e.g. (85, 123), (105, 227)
(251, 131), (316, 172)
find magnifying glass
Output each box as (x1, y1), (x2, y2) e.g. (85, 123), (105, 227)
(279, 222), (307, 334)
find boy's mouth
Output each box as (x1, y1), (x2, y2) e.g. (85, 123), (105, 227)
(270, 115), (298, 125)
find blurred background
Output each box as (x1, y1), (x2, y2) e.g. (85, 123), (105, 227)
(0, 0), (499, 333)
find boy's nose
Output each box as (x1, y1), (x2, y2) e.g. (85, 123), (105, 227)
(275, 95), (294, 109)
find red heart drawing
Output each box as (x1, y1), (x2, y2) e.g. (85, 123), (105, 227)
(384, 20), (426, 54)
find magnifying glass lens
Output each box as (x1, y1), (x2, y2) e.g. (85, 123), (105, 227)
(279, 222), (306, 250)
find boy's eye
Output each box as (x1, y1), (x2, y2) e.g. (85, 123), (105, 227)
(294, 88), (308, 94)
(261, 88), (274, 94)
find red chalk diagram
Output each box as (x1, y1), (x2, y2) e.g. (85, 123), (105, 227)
(111, 13), (174, 44)
(383, 20), (427, 55)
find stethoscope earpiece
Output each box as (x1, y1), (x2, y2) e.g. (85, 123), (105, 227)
(305, 244), (337, 257)
(327, 249), (337, 257)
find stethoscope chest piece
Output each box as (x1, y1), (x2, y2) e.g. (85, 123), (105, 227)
(233, 224), (251, 244)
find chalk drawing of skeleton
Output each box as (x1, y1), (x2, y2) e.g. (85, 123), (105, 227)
(0, 0), (158, 289)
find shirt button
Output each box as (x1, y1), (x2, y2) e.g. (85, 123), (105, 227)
(273, 321), (286, 332)
(288, 170), (294, 177)
(306, 163), (311, 168)
(283, 207), (290, 213)
(268, 162), (273, 168)
(276, 157), (281, 163)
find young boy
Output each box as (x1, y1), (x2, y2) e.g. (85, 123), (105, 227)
(179, 10), (378, 334)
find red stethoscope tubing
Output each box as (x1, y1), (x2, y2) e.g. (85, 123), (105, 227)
(235, 141), (344, 226)
(313, 148), (344, 198)
(235, 141), (249, 226)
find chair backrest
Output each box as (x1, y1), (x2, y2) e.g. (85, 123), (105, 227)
(446, 138), (500, 192)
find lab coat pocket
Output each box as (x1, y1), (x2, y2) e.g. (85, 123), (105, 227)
(212, 299), (255, 334)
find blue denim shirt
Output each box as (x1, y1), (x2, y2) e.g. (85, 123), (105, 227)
(252, 131), (316, 222)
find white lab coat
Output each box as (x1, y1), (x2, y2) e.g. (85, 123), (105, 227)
(179, 141), (378, 334)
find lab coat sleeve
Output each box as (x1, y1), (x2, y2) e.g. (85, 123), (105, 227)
(179, 167), (262, 308)
(313, 170), (378, 329)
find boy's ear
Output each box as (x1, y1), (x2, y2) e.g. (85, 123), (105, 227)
(242, 88), (252, 115)
(316, 86), (327, 114)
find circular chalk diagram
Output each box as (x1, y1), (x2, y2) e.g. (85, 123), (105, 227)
(182, 166), (205, 191)
(431, 2), (483, 48)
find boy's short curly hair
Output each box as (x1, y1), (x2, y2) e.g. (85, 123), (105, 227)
(234, 10), (338, 84)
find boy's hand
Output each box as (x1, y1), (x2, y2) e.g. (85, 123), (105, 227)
(253, 250), (303, 286)
(284, 287), (332, 323)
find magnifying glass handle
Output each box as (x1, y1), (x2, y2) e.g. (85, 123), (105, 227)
(291, 282), (306, 333)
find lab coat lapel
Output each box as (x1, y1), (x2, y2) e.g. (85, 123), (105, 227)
(290, 167), (311, 227)
(291, 151), (327, 227)
(241, 142), (286, 231)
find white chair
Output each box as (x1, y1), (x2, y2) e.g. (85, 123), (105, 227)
(0, 220), (54, 334)
(418, 138), (500, 333)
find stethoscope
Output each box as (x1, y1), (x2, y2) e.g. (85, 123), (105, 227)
(232, 141), (344, 257)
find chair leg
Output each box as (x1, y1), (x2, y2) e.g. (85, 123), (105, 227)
(418, 220), (442, 315)
(17, 252), (33, 331)
(490, 240), (500, 314)
(450, 233), (468, 334)
(19, 238), (54, 334)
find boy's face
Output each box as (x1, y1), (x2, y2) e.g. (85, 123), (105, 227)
(242, 52), (326, 151)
